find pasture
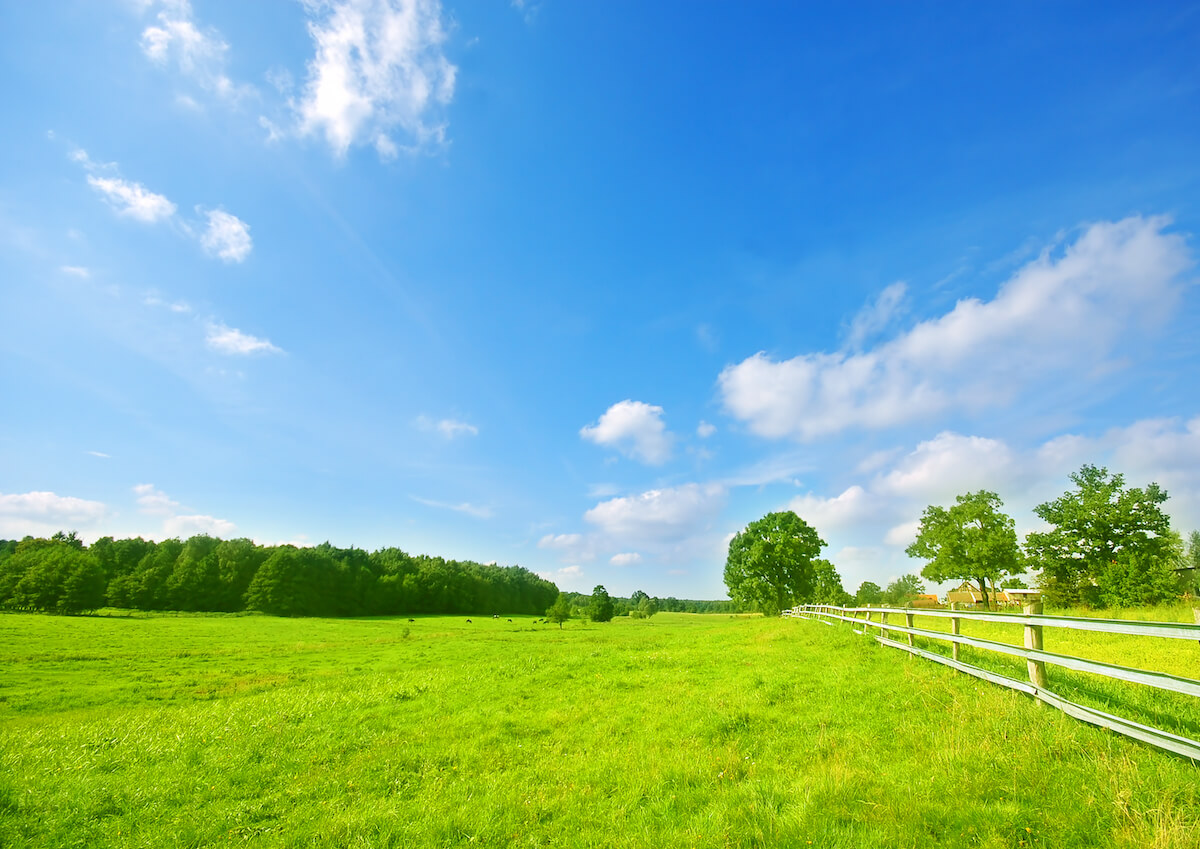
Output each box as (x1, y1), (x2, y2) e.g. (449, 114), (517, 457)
(1, 611), (1198, 848)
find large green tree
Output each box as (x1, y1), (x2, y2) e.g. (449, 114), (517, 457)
(1025, 465), (1175, 607)
(724, 511), (826, 614)
(906, 490), (1020, 609)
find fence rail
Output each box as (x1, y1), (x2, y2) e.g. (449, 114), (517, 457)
(786, 603), (1200, 762)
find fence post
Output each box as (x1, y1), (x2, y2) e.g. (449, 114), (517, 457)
(881, 610), (889, 640)
(950, 602), (960, 662)
(905, 608), (915, 647)
(1024, 602), (1048, 688)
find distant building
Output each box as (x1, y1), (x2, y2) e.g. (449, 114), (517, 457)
(946, 581), (1040, 607)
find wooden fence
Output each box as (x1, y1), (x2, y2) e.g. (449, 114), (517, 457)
(786, 602), (1200, 762)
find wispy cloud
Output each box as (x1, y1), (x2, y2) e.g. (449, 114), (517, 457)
(410, 495), (493, 519)
(205, 323), (283, 355)
(144, 292), (192, 313)
(720, 216), (1192, 441)
(60, 265), (91, 278)
(69, 144), (253, 262)
(87, 175), (177, 223)
(134, 482), (180, 515)
(416, 416), (479, 439)
(295, 0), (457, 158)
(164, 514), (237, 537)
(538, 533), (583, 549)
(844, 281), (907, 350)
(140, 0), (251, 102)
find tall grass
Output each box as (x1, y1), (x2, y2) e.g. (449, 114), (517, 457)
(1, 611), (1197, 847)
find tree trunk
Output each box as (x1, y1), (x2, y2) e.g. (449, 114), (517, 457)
(977, 576), (990, 610)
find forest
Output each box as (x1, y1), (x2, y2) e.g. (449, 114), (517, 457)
(0, 533), (561, 618)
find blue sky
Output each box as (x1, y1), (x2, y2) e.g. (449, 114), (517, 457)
(2, 1), (1199, 599)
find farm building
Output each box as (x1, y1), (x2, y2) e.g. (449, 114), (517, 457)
(945, 582), (1038, 607)
(910, 593), (941, 608)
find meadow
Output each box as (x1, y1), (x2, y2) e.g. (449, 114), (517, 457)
(1, 611), (1198, 848)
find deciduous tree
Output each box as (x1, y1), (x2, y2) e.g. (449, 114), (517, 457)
(589, 585), (615, 622)
(723, 511), (826, 614)
(1025, 465), (1175, 607)
(906, 490), (1020, 609)
(547, 594), (572, 629)
(855, 581), (883, 605)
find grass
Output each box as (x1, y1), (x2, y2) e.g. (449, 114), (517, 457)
(1, 611), (1198, 847)
(853, 604), (1200, 743)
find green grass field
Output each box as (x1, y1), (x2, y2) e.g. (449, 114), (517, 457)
(2, 611), (1198, 848)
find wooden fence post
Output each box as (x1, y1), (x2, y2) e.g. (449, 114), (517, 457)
(881, 610), (889, 640)
(950, 602), (960, 662)
(905, 609), (915, 647)
(1024, 602), (1048, 688)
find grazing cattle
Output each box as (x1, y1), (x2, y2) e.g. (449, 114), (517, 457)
(506, 618), (512, 623)
(492, 614), (499, 619)
(466, 619), (472, 623)
(407, 618), (415, 623)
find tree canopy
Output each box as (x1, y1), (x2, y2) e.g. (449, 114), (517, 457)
(589, 585), (615, 622)
(1025, 465), (1175, 606)
(723, 511), (826, 613)
(855, 581), (883, 605)
(905, 490), (1021, 609)
(1, 533), (559, 618)
(883, 574), (926, 606)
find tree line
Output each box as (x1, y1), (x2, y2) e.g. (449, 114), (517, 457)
(724, 464), (1200, 612)
(557, 586), (746, 621)
(0, 534), (560, 617)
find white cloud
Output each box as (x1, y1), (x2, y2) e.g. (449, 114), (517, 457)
(537, 564), (582, 582)
(719, 216), (1191, 440)
(295, 0), (457, 158)
(845, 281), (907, 350)
(876, 432), (1022, 501)
(883, 521), (920, 548)
(87, 176), (177, 223)
(60, 265), (91, 278)
(199, 209), (253, 262)
(787, 485), (874, 536)
(134, 483), (180, 515)
(610, 552), (642, 566)
(580, 400), (674, 465)
(87, 451), (111, 459)
(140, 0), (248, 101)
(164, 513), (237, 537)
(697, 421), (716, 438)
(584, 483), (726, 543)
(764, 415), (1200, 593)
(0, 491), (107, 538)
(72, 147), (244, 263)
(205, 323), (283, 355)
(438, 419), (478, 439)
